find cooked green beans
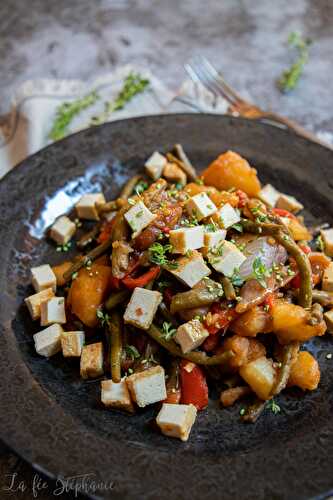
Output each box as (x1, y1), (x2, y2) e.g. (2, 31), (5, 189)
(98, 200), (118, 214)
(111, 205), (130, 242)
(109, 312), (122, 383)
(147, 324), (234, 366)
(119, 174), (142, 199)
(105, 290), (130, 310)
(172, 144), (198, 181)
(241, 398), (267, 423)
(77, 224), (101, 249)
(170, 279), (223, 313)
(271, 342), (299, 397)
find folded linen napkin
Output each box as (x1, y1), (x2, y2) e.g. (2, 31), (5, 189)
(0, 63), (331, 180)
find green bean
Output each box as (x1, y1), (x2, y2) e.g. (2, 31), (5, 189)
(311, 290), (333, 307)
(147, 324), (234, 366)
(241, 218), (312, 309)
(220, 276), (236, 301)
(119, 174), (142, 199)
(271, 342), (299, 397)
(109, 312), (122, 383)
(170, 279), (223, 314)
(111, 205), (130, 242)
(241, 398), (267, 423)
(98, 200), (118, 214)
(105, 290), (130, 310)
(76, 223), (101, 249)
(172, 144), (198, 181)
(63, 237), (114, 283)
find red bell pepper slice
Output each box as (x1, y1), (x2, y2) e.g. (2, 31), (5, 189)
(97, 219), (116, 244)
(272, 208), (297, 220)
(122, 266), (160, 289)
(204, 303), (237, 335)
(180, 360), (208, 410)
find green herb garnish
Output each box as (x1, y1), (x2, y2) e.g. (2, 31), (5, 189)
(316, 234), (325, 252)
(96, 308), (110, 327)
(125, 345), (140, 360)
(49, 91), (99, 141)
(278, 32), (312, 93)
(56, 241), (72, 253)
(267, 399), (281, 415)
(231, 223), (243, 233)
(231, 268), (245, 287)
(161, 322), (177, 341)
(149, 242), (178, 269)
(251, 257), (270, 288)
(134, 180), (149, 195)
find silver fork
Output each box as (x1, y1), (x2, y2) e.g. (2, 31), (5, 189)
(185, 55), (331, 150)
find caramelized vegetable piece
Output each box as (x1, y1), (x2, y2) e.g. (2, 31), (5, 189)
(70, 264), (112, 327)
(271, 300), (326, 344)
(220, 386), (251, 407)
(240, 356), (276, 400)
(219, 335), (266, 371)
(231, 306), (272, 337)
(179, 360), (208, 410)
(288, 351), (320, 390)
(184, 183), (239, 208)
(202, 151), (261, 197)
(282, 218), (311, 241)
(133, 203), (182, 250)
(52, 261), (72, 287)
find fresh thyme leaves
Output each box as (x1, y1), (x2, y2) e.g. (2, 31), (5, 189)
(125, 344), (140, 360)
(56, 241), (72, 252)
(161, 321), (177, 341)
(205, 219), (219, 232)
(267, 399), (281, 415)
(252, 257), (270, 288)
(49, 91), (99, 141)
(134, 180), (149, 195)
(90, 72), (150, 126)
(148, 242), (178, 269)
(316, 235), (325, 252)
(180, 216), (199, 227)
(96, 308), (110, 327)
(278, 32), (312, 93)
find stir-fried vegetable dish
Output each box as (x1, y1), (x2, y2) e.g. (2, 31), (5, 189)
(25, 146), (333, 441)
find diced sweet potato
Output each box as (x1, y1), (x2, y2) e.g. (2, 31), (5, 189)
(70, 264), (112, 327)
(231, 306), (272, 337)
(240, 356), (276, 400)
(202, 151), (261, 197)
(272, 300), (327, 344)
(220, 335), (266, 370)
(288, 351), (320, 391)
(52, 261), (72, 287)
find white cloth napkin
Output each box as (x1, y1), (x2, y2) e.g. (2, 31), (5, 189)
(1, 63), (331, 180)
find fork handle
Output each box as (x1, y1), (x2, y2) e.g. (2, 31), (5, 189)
(259, 111), (332, 150)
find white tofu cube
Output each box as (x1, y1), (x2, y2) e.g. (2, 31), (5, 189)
(25, 288), (55, 321)
(185, 192), (217, 221)
(170, 250), (211, 288)
(126, 365), (166, 407)
(276, 193), (304, 213)
(124, 287), (162, 330)
(258, 184), (280, 207)
(169, 226), (204, 254)
(324, 309), (333, 333)
(31, 264), (57, 293)
(203, 229), (227, 256)
(208, 241), (246, 277)
(101, 378), (134, 413)
(40, 297), (66, 326)
(145, 151), (167, 180)
(320, 228), (333, 257)
(80, 342), (104, 379)
(49, 216), (76, 245)
(61, 331), (85, 357)
(218, 203), (240, 229)
(124, 200), (156, 238)
(175, 319), (209, 353)
(33, 324), (63, 357)
(322, 262), (333, 292)
(156, 403), (197, 441)
(75, 193), (105, 221)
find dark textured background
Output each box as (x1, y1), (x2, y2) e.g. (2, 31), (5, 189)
(0, 1), (332, 499)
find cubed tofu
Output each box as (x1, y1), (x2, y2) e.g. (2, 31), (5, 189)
(49, 216), (76, 245)
(324, 309), (333, 333)
(61, 331), (85, 357)
(101, 378), (134, 412)
(33, 324), (63, 357)
(276, 193), (304, 213)
(175, 319), (209, 353)
(322, 262), (333, 292)
(321, 228), (333, 257)
(145, 151), (167, 180)
(25, 288), (55, 320)
(208, 241), (246, 277)
(218, 203), (241, 229)
(126, 365), (166, 407)
(124, 200), (156, 238)
(169, 226), (204, 254)
(80, 342), (104, 379)
(31, 264), (57, 293)
(185, 192), (217, 221)
(258, 184), (280, 207)
(156, 403), (197, 441)
(240, 356), (276, 400)
(163, 163), (187, 185)
(40, 297), (66, 326)
(203, 229), (227, 256)
(170, 250), (211, 288)
(75, 193), (105, 221)
(124, 287), (162, 330)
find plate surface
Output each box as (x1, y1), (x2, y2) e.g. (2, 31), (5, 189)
(0, 114), (332, 500)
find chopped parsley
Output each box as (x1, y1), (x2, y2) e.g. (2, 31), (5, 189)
(267, 399), (281, 415)
(135, 210), (144, 218)
(205, 220), (219, 232)
(96, 308), (110, 327)
(161, 322), (177, 341)
(278, 32), (312, 93)
(252, 257), (270, 288)
(180, 216), (199, 227)
(134, 180), (149, 195)
(149, 242), (178, 269)
(230, 268), (245, 287)
(125, 345), (140, 360)
(56, 241), (72, 253)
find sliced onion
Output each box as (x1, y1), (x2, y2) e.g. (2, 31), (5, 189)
(239, 237), (287, 279)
